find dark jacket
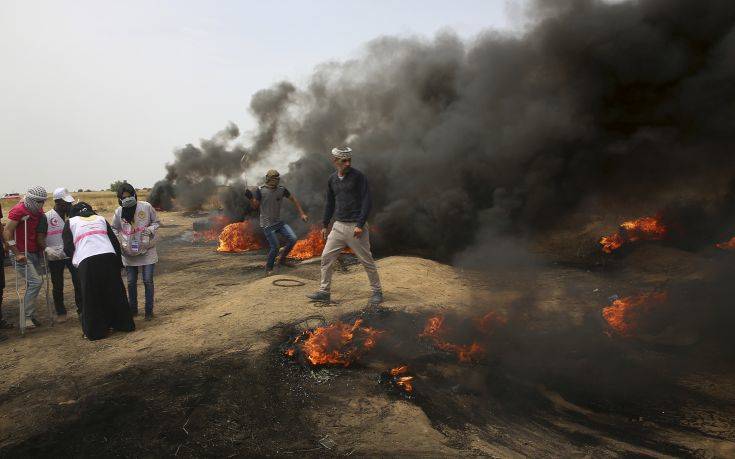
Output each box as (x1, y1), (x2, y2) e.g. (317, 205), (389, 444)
(322, 168), (372, 228)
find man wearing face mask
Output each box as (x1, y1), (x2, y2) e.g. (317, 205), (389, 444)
(246, 169), (308, 276)
(3, 186), (49, 328)
(44, 188), (82, 322)
(112, 183), (160, 320)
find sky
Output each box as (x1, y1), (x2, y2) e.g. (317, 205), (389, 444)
(0, 0), (528, 193)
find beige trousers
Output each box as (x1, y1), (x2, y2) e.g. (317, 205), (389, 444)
(319, 221), (382, 293)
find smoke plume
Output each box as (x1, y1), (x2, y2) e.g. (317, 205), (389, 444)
(152, 82), (295, 212)
(155, 0), (735, 259)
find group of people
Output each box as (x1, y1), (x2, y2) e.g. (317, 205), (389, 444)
(0, 184), (160, 341)
(246, 146), (383, 304)
(0, 145), (383, 341)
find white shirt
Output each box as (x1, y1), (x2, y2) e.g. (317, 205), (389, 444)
(68, 215), (115, 267)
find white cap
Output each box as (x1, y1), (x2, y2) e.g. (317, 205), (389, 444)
(331, 146), (352, 159)
(53, 187), (75, 203)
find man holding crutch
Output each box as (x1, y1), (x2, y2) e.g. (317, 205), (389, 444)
(3, 186), (49, 330)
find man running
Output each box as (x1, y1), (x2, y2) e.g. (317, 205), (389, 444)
(44, 188), (81, 322)
(307, 147), (383, 304)
(246, 170), (308, 276)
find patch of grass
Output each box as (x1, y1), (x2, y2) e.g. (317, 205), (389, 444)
(1, 191), (150, 219)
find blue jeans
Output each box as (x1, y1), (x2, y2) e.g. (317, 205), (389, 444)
(263, 222), (297, 270)
(13, 252), (44, 319)
(126, 264), (155, 314)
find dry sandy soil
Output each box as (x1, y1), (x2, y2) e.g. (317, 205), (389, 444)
(1, 211), (734, 457)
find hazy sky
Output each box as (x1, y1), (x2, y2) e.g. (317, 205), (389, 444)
(0, 0), (526, 193)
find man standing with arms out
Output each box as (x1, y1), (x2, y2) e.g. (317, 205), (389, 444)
(246, 170), (308, 276)
(3, 186), (48, 328)
(307, 147), (383, 305)
(44, 188), (81, 322)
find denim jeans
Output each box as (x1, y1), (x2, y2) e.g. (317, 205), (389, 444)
(263, 222), (297, 270)
(126, 264), (155, 314)
(13, 252), (44, 319)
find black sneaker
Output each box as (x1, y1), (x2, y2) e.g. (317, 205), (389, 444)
(306, 291), (330, 302)
(369, 291), (384, 305)
(144, 312), (154, 321)
(30, 317), (43, 327)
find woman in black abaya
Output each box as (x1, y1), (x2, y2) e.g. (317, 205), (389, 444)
(62, 202), (135, 340)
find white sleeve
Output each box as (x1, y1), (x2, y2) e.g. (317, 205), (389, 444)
(111, 208), (121, 235)
(146, 203), (160, 233)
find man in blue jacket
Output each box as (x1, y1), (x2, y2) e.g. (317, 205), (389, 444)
(307, 147), (383, 304)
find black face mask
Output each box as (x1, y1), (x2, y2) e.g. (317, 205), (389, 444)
(55, 201), (70, 219)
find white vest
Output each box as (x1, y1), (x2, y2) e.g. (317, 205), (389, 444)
(68, 215), (115, 267)
(112, 201), (159, 267)
(45, 209), (66, 248)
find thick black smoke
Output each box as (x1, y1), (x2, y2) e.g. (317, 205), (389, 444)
(151, 82), (295, 211)
(219, 180), (253, 222)
(156, 0), (735, 258)
(149, 179), (175, 210)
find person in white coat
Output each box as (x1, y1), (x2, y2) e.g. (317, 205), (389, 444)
(44, 187), (81, 322)
(111, 183), (160, 320)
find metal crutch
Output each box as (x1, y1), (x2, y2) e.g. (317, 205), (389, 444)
(42, 250), (54, 326)
(13, 257), (24, 336)
(17, 215), (30, 336)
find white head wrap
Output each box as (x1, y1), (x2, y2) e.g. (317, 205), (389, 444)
(331, 146), (352, 160)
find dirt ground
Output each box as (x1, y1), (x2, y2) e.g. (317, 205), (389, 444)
(1, 211), (734, 457)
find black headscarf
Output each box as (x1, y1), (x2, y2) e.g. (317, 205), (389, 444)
(117, 182), (137, 224)
(70, 202), (95, 218)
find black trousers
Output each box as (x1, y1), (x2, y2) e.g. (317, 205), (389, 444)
(48, 258), (82, 315)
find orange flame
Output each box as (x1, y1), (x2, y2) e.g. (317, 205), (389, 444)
(600, 216), (667, 253)
(420, 316), (445, 338)
(389, 365), (414, 394)
(217, 221), (263, 253)
(600, 233), (625, 253)
(602, 291), (668, 337)
(194, 215), (230, 243)
(290, 227), (326, 260)
(420, 312), (504, 363)
(289, 319), (383, 367)
(716, 236), (735, 250)
(289, 226), (355, 260)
